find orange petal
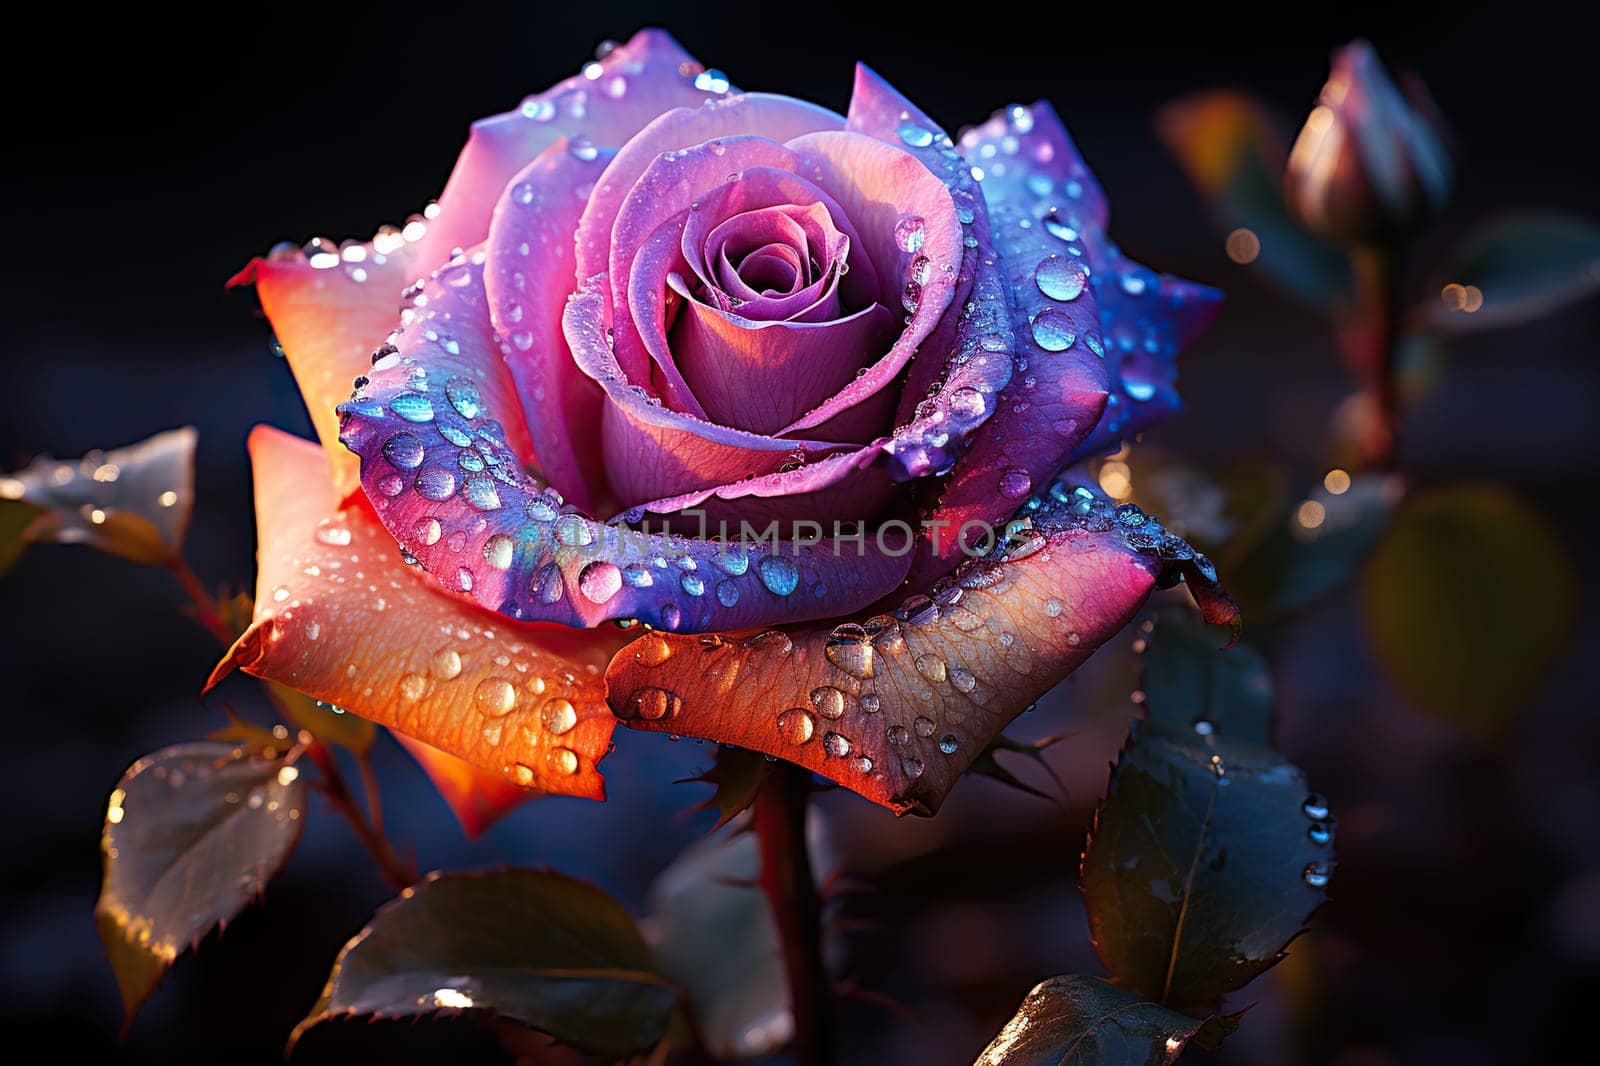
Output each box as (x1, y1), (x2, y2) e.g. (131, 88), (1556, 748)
(230, 242), (425, 497)
(606, 476), (1217, 814)
(209, 426), (619, 799)
(392, 732), (538, 838)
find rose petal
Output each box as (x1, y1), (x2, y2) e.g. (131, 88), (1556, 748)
(573, 91), (845, 286)
(208, 427), (617, 798)
(962, 101), (1220, 460)
(841, 64), (1016, 481)
(393, 732), (538, 838)
(485, 138), (618, 513)
(414, 29), (722, 271)
(338, 264), (910, 630)
(606, 474), (1222, 813)
(230, 241), (425, 497)
(566, 274), (895, 528)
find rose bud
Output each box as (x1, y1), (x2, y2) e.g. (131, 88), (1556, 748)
(1285, 40), (1451, 244)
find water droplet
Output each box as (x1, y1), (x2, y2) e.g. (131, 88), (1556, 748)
(445, 377), (482, 419)
(634, 633), (672, 666)
(1308, 822), (1334, 846)
(938, 735), (960, 755)
(824, 624), (875, 678)
(1030, 308), (1076, 352)
(1193, 718), (1215, 737)
(1302, 794), (1330, 821)
(660, 603), (682, 630)
(758, 555), (799, 596)
(390, 393), (435, 422)
(473, 678), (516, 717)
(914, 654), (948, 683)
(510, 763), (536, 786)
(950, 668), (977, 693)
(897, 120), (935, 148)
(913, 715), (936, 737)
(999, 468), (1033, 498)
(949, 386), (986, 420)
(382, 432), (425, 470)
(893, 215), (926, 253)
(1303, 861), (1332, 888)
(626, 687), (677, 720)
(861, 693), (882, 714)
(415, 467), (456, 501)
(579, 561), (622, 603)
(540, 697), (577, 735)
(822, 732), (851, 757)
(887, 724), (909, 744)
(548, 747), (579, 774)
(898, 753), (925, 780)
(680, 572), (705, 597)
(693, 68), (731, 93)
(483, 534), (514, 570)
(1043, 216), (1079, 243)
(462, 476), (501, 511)
(399, 673), (427, 701)
(430, 649), (462, 679)
(413, 518), (442, 546)
(776, 707), (816, 745)
(314, 521), (352, 546)
(744, 630), (794, 655)
(810, 686), (847, 719)
(1036, 256), (1088, 301)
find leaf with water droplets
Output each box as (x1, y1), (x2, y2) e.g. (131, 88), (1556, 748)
(680, 747), (775, 832)
(976, 975), (1235, 1065)
(1081, 727), (1330, 1011)
(96, 741), (307, 1029)
(1136, 606), (1273, 744)
(1430, 212), (1600, 332)
(1156, 90), (1352, 305)
(291, 869), (680, 1058)
(1362, 484), (1577, 732)
(647, 824), (791, 1059)
(0, 427), (196, 565)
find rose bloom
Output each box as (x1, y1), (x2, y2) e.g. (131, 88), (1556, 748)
(214, 29), (1223, 829)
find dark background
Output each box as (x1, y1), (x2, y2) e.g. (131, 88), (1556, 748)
(4, 2), (1597, 1063)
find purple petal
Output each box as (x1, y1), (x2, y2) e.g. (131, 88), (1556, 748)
(484, 138), (617, 514)
(338, 261), (911, 631)
(414, 29), (722, 272)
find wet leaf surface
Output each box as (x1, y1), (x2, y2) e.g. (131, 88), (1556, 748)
(975, 975), (1233, 1065)
(293, 869), (679, 1058)
(1081, 728), (1330, 1011)
(0, 426), (196, 564)
(647, 827), (790, 1059)
(1432, 212), (1600, 331)
(1362, 483), (1576, 732)
(96, 740), (307, 1027)
(1136, 607), (1273, 744)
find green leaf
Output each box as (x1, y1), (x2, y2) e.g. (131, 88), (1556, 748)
(1432, 212), (1600, 332)
(292, 869), (680, 1058)
(968, 730), (1073, 802)
(680, 746), (775, 832)
(1156, 90), (1351, 305)
(0, 497), (49, 576)
(96, 741), (307, 1028)
(267, 681), (376, 755)
(0, 427), (197, 564)
(1081, 728), (1331, 1011)
(1228, 473), (1403, 620)
(976, 975), (1235, 1065)
(1362, 484), (1577, 732)
(1136, 606), (1274, 744)
(647, 827), (790, 1059)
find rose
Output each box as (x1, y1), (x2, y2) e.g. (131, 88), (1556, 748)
(218, 30), (1226, 825)
(1286, 40), (1451, 244)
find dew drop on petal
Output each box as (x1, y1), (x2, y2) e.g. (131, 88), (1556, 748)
(1035, 256), (1088, 301)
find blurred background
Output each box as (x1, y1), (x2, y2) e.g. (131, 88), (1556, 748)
(3, 2), (1596, 1063)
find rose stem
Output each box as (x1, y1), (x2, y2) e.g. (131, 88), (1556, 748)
(753, 763), (835, 1066)
(166, 555), (235, 646)
(1349, 243), (1409, 470)
(168, 550), (414, 887)
(306, 742), (417, 889)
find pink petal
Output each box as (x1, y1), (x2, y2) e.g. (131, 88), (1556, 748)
(414, 29), (722, 272)
(605, 474), (1213, 813)
(484, 137), (618, 514)
(337, 264), (910, 631)
(229, 239), (426, 497)
(207, 427), (618, 798)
